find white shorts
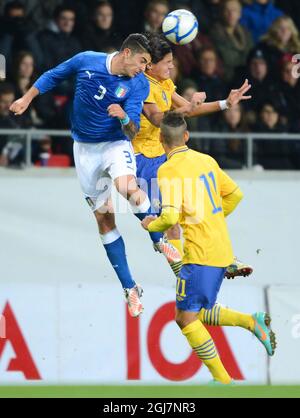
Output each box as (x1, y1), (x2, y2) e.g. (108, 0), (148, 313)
(74, 140), (136, 211)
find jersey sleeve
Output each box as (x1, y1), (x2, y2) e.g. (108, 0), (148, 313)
(218, 169), (239, 197)
(123, 76), (150, 129)
(144, 81), (156, 104)
(157, 164), (183, 211)
(168, 79), (176, 95)
(34, 52), (84, 94)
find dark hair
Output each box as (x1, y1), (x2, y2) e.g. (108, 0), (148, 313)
(161, 111), (187, 145)
(0, 82), (15, 97)
(146, 0), (169, 13)
(120, 33), (152, 56)
(4, 1), (25, 16)
(94, 0), (113, 11)
(54, 5), (76, 19)
(260, 102), (279, 114)
(196, 46), (218, 61)
(146, 33), (172, 64)
(12, 51), (36, 84)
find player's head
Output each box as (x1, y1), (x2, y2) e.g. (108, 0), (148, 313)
(146, 33), (173, 81)
(119, 34), (152, 77)
(0, 83), (15, 116)
(160, 112), (189, 151)
(54, 5), (76, 34)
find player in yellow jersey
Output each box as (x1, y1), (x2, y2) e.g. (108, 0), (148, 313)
(141, 112), (276, 384)
(133, 33), (253, 279)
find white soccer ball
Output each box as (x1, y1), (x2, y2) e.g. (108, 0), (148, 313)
(162, 9), (198, 46)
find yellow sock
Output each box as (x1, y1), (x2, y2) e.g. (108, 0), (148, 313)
(182, 320), (232, 384)
(199, 304), (255, 332)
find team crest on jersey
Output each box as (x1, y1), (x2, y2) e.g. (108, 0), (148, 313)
(162, 91), (168, 105)
(115, 85), (128, 98)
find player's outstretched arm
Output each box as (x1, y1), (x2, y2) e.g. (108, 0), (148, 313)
(218, 165), (244, 217)
(142, 207), (180, 232)
(172, 79), (252, 118)
(10, 53), (83, 116)
(10, 86), (39, 115)
(143, 102), (165, 128)
(142, 92), (206, 128)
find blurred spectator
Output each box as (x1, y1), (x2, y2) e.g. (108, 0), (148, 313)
(82, 1), (122, 52)
(173, 30), (213, 77)
(32, 135), (52, 166)
(184, 0), (222, 35)
(210, 0), (253, 82)
(0, 1), (35, 70)
(192, 47), (227, 132)
(211, 103), (248, 168)
(0, 0), (63, 30)
(0, 82), (24, 167)
(256, 16), (300, 76)
(178, 78), (212, 154)
(277, 56), (300, 130)
(240, 0), (284, 43)
(31, 134), (72, 167)
(143, 0), (169, 33)
(10, 51), (58, 128)
(30, 5), (82, 71)
(276, 0), (300, 32)
(235, 49), (277, 121)
(254, 102), (292, 169)
(109, 0), (145, 37)
(193, 47), (227, 101)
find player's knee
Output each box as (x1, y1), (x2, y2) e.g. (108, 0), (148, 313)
(175, 309), (198, 330)
(175, 310), (187, 329)
(94, 211), (115, 234)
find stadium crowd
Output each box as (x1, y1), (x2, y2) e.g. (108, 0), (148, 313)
(0, 0), (300, 169)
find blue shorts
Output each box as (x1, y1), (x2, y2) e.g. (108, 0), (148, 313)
(136, 154), (167, 214)
(176, 264), (226, 312)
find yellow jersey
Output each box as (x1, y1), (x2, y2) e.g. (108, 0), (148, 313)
(152, 146), (238, 267)
(132, 74), (175, 158)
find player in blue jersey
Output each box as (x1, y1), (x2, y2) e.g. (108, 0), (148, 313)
(10, 34), (160, 318)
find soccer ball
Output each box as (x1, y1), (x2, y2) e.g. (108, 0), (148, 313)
(162, 9), (198, 45)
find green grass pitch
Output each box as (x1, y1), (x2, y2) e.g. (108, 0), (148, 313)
(0, 385), (300, 398)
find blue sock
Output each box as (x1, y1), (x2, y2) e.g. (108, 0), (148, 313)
(101, 230), (135, 289)
(132, 197), (163, 244)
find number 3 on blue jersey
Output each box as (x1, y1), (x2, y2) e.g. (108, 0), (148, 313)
(200, 171), (222, 215)
(94, 85), (107, 100)
(123, 150), (133, 167)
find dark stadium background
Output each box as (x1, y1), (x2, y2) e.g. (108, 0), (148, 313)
(0, 0), (300, 170)
(1, 0), (300, 400)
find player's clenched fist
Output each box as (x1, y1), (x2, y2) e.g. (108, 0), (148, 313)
(191, 92), (206, 107)
(10, 97), (30, 115)
(107, 104), (126, 120)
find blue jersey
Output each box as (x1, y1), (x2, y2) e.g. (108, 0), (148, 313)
(34, 51), (150, 143)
